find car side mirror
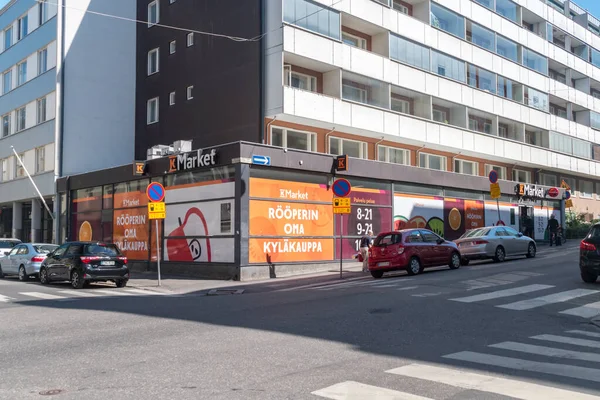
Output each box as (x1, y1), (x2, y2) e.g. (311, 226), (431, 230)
(437, 238), (445, 245)
(3, 251), (8, 256)
(517, 232), (523, 237)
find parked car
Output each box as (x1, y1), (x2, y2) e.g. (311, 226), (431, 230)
(0, 243), (58, 280)
(39, 241), (129, 289)
(368, 229), (461, 279)
(0, 238), (22, 257)
(579, 223), (600, 283)
(454, 226), (536, 265)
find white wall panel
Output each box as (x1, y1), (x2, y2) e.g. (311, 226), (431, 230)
(473, 134), (495, 156)
(576, 159), (591, 174)
(529, 109), (548, 129)
(399, 116), (427, 141)
(383, 112), (399, 136)
(23, 149), (35, 173)
(282, 86), (295, 115)
(471, 46), (494, 71)
(462, 131), (474, 151)
(44, 143), (55, 172)
(25, 101), (35, 129)
(424, 74), (439, 97)
(425, 122), (440, 144)
(471, 3), (492, 27)
(47, 41), (57, 70)
(351, 47), (384, 81)
(26, 53), (37, 82)
(333, 98), (352, 126)
(27, 5), (39, 34)
(46, 91), (56, 120)
(294, 90), (335, 123)
(397, 13), (426, 44)
(381, 8), (398, 33)
(438, 79), (462, 104)
(471, 90), (494, 114)
(351, 104), (384, 132)
(460, 41), (472, 63)
(439, 125), (464, 148)
(494, 139), (505, 158)
(348, 0), (383, 27)
(521, 145), (531, 163)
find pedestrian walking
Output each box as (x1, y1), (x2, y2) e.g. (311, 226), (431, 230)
(546, 214), (560, 246)
(359, 230), (373, 272)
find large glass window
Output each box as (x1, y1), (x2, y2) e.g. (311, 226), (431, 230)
(467, 65), (496, 93)
(283, 0), (341, 40)
(524, 87), (549, 112)
(522, 48), (548, 75)
(419, 153), (446, 171)
(497, 76), (522, 102)
(431, 50), (465, 82)
(474, 0), (493, 9)
(342, 71), (389, 109)
(430, 2), (465, 39)
(496, 0), (518, 23)
(329, 137), (368, 159)
(378, 145), (410, 165)
(271, 127), (317, 152)
(592, 48), (600, 69)
(573, 138), (592, 159)
(591, 112), (600, 130)
(389, 34), (429, 70)
(466, 21), (494, 51)
(549, 131), (572, 154)
(496, 35), (519, 63)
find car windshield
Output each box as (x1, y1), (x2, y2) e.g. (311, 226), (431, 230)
(34, 245), (58, 254)
(460, 228), (490, 238)
(0, 241), (18, 249)
(84, 244), (121, 256)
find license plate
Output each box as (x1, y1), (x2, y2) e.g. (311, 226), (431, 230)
(100, 261), (115, 266)
(377, 262), (390, 267)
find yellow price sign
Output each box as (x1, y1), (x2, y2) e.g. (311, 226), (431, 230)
(490, 183), (501, 199)
(148, 202), (165, 213)
(565, 199), (573, 208)
(149, 212), (166, 220)
(333, 207), (351, 214)
(333, 197), (350, 208)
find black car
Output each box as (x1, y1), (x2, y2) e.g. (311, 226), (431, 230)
(580, 224), (600, 283)
(39, 241), (129, 289)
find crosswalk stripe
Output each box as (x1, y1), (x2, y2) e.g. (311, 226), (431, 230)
(450, 284), (553, 303)
(397, 286), (418, 291)
(364, 279), (413, 287)
(311, 381), (434, 400)
(58, 290), (101, 298)
(276, 276), (369, 292)
(531, 334), (600, 349)
(560, 301), (600, 319)
(497, 289), (599, 311)
(91, 289), (135, 296)
(444, 351), (600, 383)
(19, 292), (68, 300)
(567, 330), (600, 339)
(490, 341), (600, 363)
(386, 363), (600, 400)
(0, 294), (14, 302)
(314, 279), (378, 291)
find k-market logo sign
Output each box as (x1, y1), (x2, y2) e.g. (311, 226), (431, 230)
(169, 149), (217, 172)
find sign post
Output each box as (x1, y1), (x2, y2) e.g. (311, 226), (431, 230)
(332, 179), (352, 279)
(146, 182), (166, 286)
(488, 170), (502, 224)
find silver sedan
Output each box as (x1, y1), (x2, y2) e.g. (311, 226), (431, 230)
(0, 243), (58, 281)
(454, 226), (536, 265)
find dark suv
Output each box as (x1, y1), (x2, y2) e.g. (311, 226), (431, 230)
(39, 242), (129, 289)
(580, 224), (600, 283)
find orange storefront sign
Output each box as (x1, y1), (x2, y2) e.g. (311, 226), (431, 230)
(249, 200), (333, 237)
(249, 238), (334, 263)
(249, 178), (332, 202)
(113, 208), (150, 260)
(464, 200), (485, 230)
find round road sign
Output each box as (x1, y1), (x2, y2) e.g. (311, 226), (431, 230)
(332, 178), (351, 198)
(488, 170), (498, 184)
(565, 190), (571, 200)
(146, 182), (166, 202)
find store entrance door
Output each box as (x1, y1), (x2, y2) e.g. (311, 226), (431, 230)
(519, 205), (534, 238)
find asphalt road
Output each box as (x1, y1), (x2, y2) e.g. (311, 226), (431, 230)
(1, 242), (600, 399)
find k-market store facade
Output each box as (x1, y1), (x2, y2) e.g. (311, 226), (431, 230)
(56, 142), (566, 281)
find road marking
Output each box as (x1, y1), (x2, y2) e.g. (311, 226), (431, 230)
(275, 276), (370, 292)
(560, 301), (600, 319)
(311, 381), (434, 400)
(91, 289), (135, 296)
(0, 294), (14, 302)
(450, 284), (553, 303)
(19, 292), (68, 300)
(397, 286), (418, 291)
(386, 363), (600, 400)
(490, 341), (600, 363)
(124, 288), (166, 296)
(567, 330), (600, 339)
(58, 290), (101, 298)
(531, 334), (600, 349)
(443, 351), (600, 383)
(497, 289), (599, 311)
(314, 278), (410, 291)
(364, 279), (413, 287)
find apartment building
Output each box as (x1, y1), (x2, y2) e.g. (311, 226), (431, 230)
(0, 0), (136, 242)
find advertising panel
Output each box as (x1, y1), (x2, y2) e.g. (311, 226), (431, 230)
(249, 238), (335, 264)
(113, 208), (150, 260)
(464, 200), (485, 231)
(484, 202), (518, 231)
(72, 212), (102, 242)
(393, 194), (445, 237)
(249, 200), (333, 237)
(249, 178), (332, 202)
(443, 198), (465, 241)
(533, 207), (561, 241)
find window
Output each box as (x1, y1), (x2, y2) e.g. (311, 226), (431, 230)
(342, 31), (367, 49)
(467, 64), (496, 93)
(474, 0), (493, 9)
(283, 0), (341, 40)
(522, 48), (548, 75)
(430, 2), (465, 39)
(432, 108), (447, 123)
(392, 1), (409, 14)
(342, 82), (367, 103)
(1, 159), (7, 181)
(16, 61), (26, 86)
(38, 48), (48, 74)
(431, 50), (465, 82)
(271, 127), (317, 151)
(591, 112), (600, 130)
(580, 180), (593, 198)
(37, 97), (47, 124)
(16, 107), (26, 132)
(550, 104), (567, 119)
(39, 0), (49, 25)
(187, 86), (193, 100)
(1, 114), (9, 137)
(419, 153), (446, 171)
(147, 1), (159, 26)
(389, 34), (430, 70)
(169, 91), (175, 105)
(286, 70), (317, 92)
(17, 15), (28, 40)
(3, 69), (11, 95)
(573, 138), (592, 159)
(15, 153), (24, 178)
(187, 33), (194, 46)
(329, 137), (368, 159)
(485, 164), (507, 180)
(539, 173), (557, 187)
(378, 145), (410, 165)
(496, 0), (518, 23)
(466, 21), (494, 51)
(497, 76), (522, 102)
(4, 26), (12, 50)
(525, 87), (549, 112)
(35, 147), (45, 173)
(454, 159), (478, 175)
(391, 97), (410, 114)
(496, 35), (519, 62)
(513, 169), (531, 183)
(169, 40), (176, 54)
(147, 48), (159, 75)
(147, 97), (158, 124)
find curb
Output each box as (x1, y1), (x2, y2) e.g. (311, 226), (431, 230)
(127, 283), (175, 294)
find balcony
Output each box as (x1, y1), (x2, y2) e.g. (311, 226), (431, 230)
(391, 86), (430, 119)
(342, 71), (390, 109)
(432, 97), (465, 129)
(341, 13), (389, 58)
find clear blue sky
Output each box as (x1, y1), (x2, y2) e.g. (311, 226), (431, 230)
(0, 0), (8, 9)
(576, 0), (600, 18)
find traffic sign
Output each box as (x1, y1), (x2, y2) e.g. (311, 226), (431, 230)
(149, 211), (166, 220)
(566, 199), (573, 208)
(333, 207), (351, 214)
(488, 170), (498, 184)
(148, 202), (165, 213)
(332, 178), (351, 198)
(565, 190), (571, 200)
(333, 197), (350, 208)
(547, 187), (559, 198)
(146, 182), (165, 202)
(490, 183), (501, 199)
(252, 155), (271, 166)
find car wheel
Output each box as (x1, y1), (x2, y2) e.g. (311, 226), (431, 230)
(406, 257), (422, 276)
(581, 270), (598, 284)
(526, 243), (536, 258)
(18, 265), (27, 282)
(115, 279), (128, 288)
(461, 258), (470, 266)
(71, 271), (85, 289)
(493, 246), (506, 263)
(39, 268), (49, 285)
(0, 264), (4, 279)
(449, 252), (461, 270)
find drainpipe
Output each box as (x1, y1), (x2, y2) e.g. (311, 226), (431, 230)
(53, 0), (66, 244)
(375, 136), (384, 160)
(451, 152), (462, 173)
(324, 127), (336, 153)
(265, 116), (277, 144)
(415, 145), (426, 166)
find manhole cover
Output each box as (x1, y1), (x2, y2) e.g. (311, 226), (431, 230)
(39, 389), (64, 396)
(368, 308), (392, 314)
(207, 289), (245, 296)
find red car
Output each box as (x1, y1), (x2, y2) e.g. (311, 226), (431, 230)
(368, 229), (462, 279)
